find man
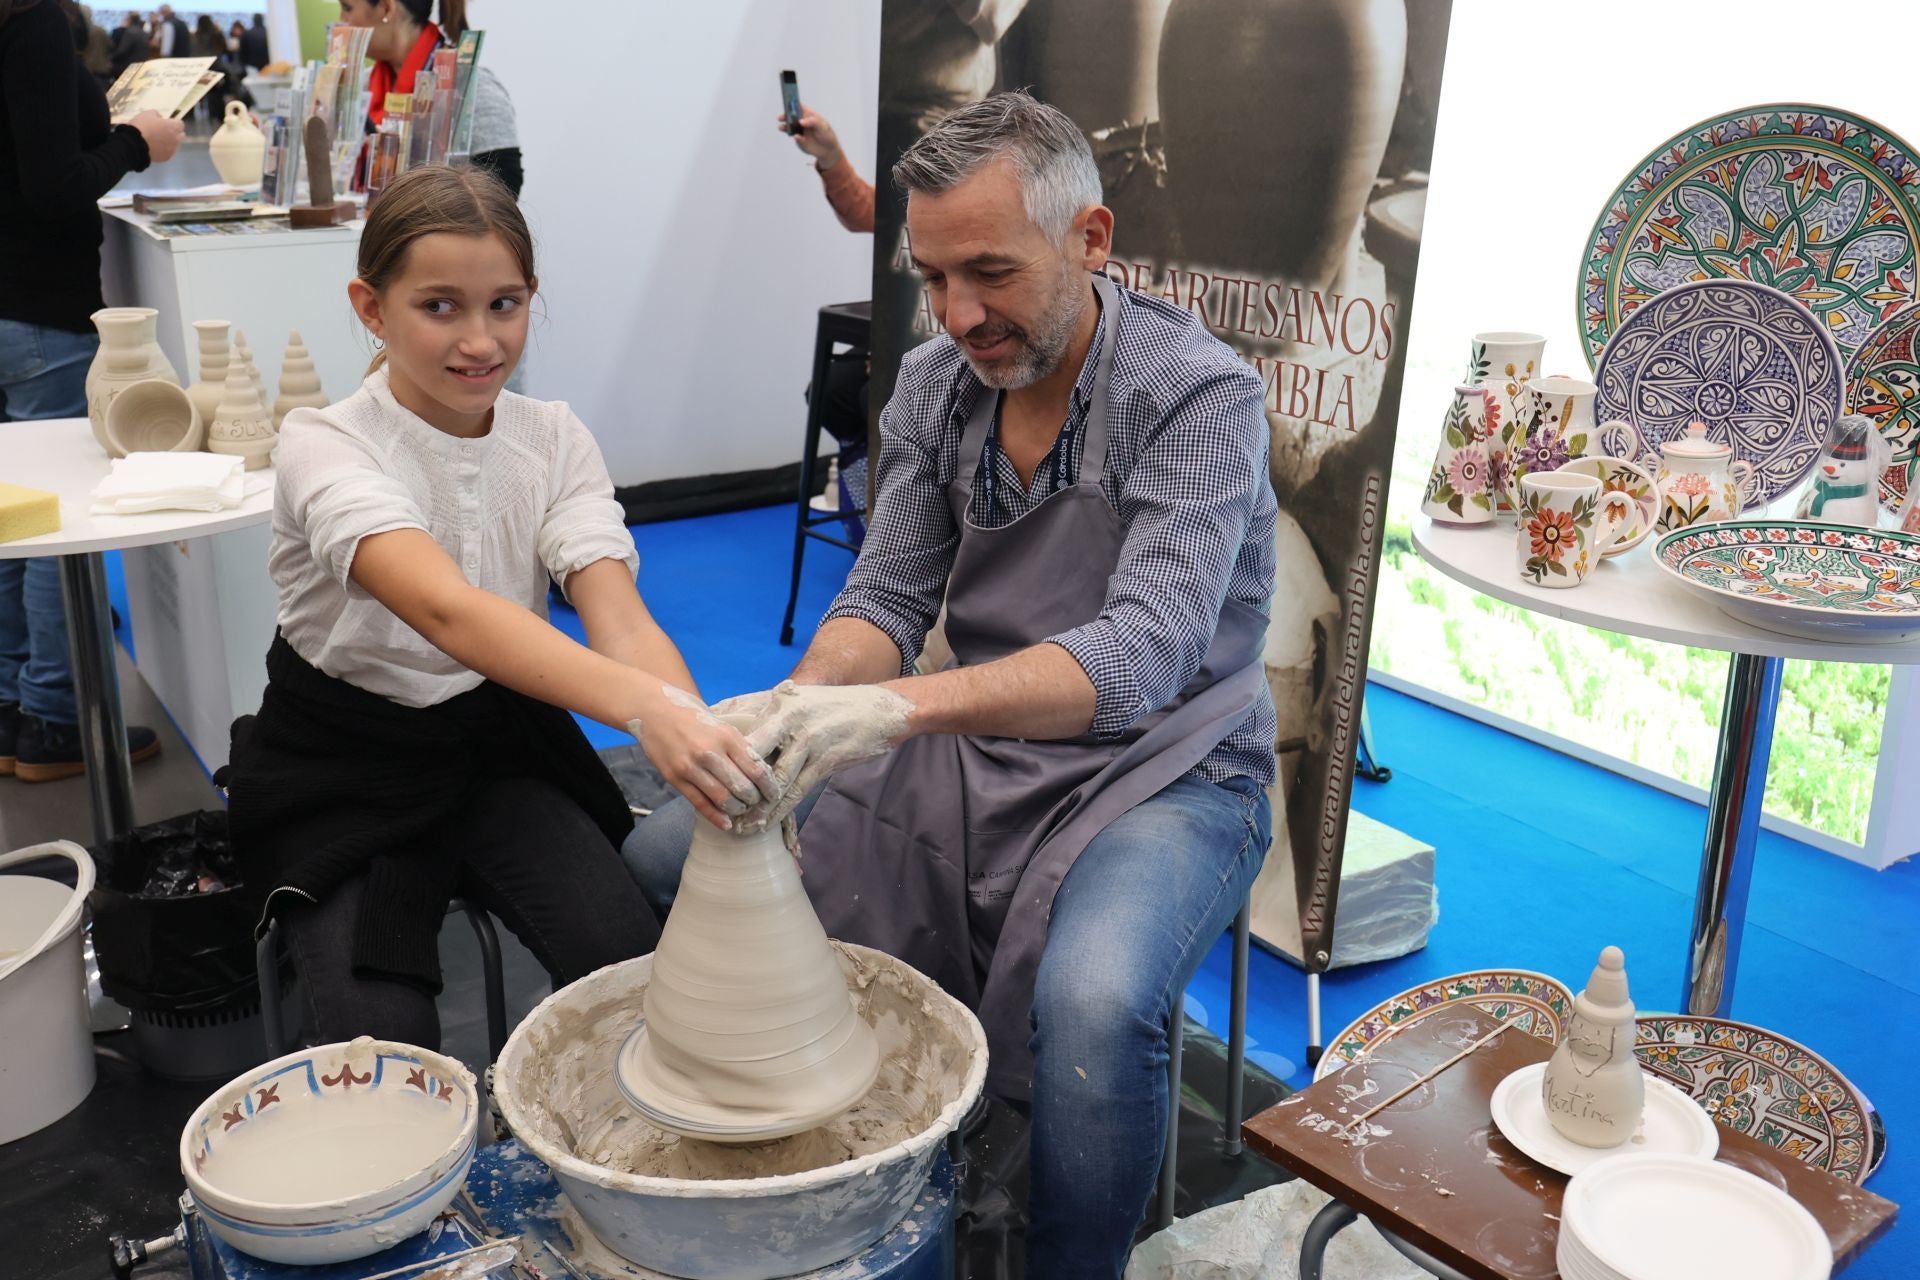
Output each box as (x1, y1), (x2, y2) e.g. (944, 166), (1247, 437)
(111, 12), (149, 74)
(153, 5), (186, 58)
(239, 13), (269, 72)
(625, 92), (1276, 1277)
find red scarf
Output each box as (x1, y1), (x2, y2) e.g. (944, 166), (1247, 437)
(366, 21), (442, 129)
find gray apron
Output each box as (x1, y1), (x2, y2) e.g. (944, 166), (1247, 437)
(801, 275), (1269, 1098)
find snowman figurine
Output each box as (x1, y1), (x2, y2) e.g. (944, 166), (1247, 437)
(1797, 414), (1888, 527)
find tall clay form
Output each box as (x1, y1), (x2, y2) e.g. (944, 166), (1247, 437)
(233, 329), (268, 411)
(1157, 0), (1406, 288)
(1541, 946), (1645, 1148)
(273, 331), (328, 428)
(186, 320), (232, 428)
(619, 815), (881, 1142)
(86, 307), (179, 454)
(207, 361), (276, 470)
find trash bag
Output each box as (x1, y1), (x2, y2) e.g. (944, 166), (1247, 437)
(88, 810), (266, 1013)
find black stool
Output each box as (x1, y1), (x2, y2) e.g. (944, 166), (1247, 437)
(254, 898), (509, 1064)
(780, 300), (873, 646)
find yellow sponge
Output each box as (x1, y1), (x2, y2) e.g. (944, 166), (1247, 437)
(0, 482), (59, 544)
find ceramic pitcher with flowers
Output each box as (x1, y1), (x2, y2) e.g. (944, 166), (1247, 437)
(1654, 421), (1758, 533)
(1421, 385), (1497, 524)
(1464, 331), (1544, 514)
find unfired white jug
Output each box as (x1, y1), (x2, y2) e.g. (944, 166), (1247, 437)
(209, 101), (266, 188)
(86, 307), (178, 454)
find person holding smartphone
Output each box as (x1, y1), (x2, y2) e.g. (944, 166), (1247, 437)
(778, 98), (875, 235)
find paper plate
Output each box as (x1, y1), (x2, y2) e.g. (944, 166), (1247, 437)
(1564, 1152), (1832, 1280)
(1490, 1061), (1718, 1177)
(1578, 103), (1920, 369)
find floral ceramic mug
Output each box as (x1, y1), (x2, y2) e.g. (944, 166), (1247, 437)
(1515, 472), (1637, 587)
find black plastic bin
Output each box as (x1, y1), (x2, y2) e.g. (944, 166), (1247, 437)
(87, 810), (290, 1080)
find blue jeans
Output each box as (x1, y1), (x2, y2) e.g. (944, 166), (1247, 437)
(622, 770), (1270, 1278)
(0, 319), (93, 723)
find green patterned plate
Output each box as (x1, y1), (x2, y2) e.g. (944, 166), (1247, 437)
(1579, 104), (1920, 370)
(1653, 520), (1920, 641)
(1314, 969), (1571, 1083)
(1845, 300), (1920, 511)
(1635, 1017), (1875, 1184)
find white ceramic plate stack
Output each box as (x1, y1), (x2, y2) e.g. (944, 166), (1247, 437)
(1556, 1152), (1832, 1280)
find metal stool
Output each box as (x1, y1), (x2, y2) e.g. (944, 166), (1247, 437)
(1155, 897), (1253, 1228)
(255, 897), (510, 1064)
(779, 300), (873, 646)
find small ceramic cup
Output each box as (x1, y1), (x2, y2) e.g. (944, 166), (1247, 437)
(1421, 385), (1498, 525)
(1515, 472), (1637, 588)
(103, 378), (203, 458)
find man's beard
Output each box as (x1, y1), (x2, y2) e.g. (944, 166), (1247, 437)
(957, 267), (1088, 391)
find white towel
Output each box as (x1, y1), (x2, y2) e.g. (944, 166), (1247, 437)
(91, 452), (248, 514)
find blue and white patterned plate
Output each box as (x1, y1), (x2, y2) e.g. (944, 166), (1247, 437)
(1595, 278), (1843, 506)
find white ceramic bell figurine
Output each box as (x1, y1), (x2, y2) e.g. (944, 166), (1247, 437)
(207, 360), (276, 471)
(1795, 413), (1888, 527)
(273, 331), (328, 428)
(1541, 945), (1644, 1148)
(208, 100), (266, 189)
(616, 728), (880, 1143)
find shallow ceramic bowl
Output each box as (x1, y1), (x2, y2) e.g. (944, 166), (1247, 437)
(495, 943), (987, 1280)
(1316, 969), (1572, 1082)
(1653, 520), (1920, 642)
(179, 1037), (478, 1266)
(104, 378), (202, 457)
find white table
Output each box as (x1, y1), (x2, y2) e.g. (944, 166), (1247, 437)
(1415, 516), (1920, 1018)
(1, 418), (273, 845)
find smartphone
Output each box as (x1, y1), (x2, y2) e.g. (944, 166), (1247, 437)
(780, 70), (802, 135)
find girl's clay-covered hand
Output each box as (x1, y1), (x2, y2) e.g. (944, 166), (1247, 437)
(736, 681), (914, 829)
(629, 686), (777, 831)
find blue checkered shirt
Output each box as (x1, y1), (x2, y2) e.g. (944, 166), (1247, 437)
(825, 283), (1278, 785)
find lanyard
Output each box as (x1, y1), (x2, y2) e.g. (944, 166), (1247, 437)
(978, 401), (1078, 525)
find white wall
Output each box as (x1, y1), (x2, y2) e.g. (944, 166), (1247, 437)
(473, 0), (881, 486)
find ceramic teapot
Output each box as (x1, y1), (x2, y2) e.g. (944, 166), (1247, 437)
(209, 101), (266, 189)
(1654, 421), (1757, 533)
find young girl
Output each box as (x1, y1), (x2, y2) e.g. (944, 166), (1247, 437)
(227, 165), (769, 1050)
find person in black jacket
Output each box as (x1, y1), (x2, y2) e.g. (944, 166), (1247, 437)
(108, 11), (147, 75)
(238, 13), (268, 71)
(0, 0), (182, 782)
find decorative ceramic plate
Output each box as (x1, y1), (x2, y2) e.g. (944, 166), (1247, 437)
(1578, 104), (1920, 369)
(1555, 456), (1659, 555)
(1845, 300), (1920, 511)
(1314, 969), (1572, 1083)
(1594, 279), (1842, 505)
(1653, 520), (1920, 642)
(1634, 1016), (1875, 1183)
(1490, 1061), (1719, 1177)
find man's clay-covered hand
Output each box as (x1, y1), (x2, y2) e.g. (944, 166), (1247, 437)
(734, 681), (913, 830)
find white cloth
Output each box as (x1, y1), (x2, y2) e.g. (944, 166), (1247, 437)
(270, 368), (638, 708)
(90, 451), (245, 513)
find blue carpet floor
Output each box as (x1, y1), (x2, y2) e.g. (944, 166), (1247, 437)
(114, 501), (1912, 1270)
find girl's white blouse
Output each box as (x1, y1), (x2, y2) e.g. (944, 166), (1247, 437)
(270, 368), (639, 707)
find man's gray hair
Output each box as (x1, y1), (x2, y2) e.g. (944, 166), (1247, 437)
(891, 91), (1102, 242)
